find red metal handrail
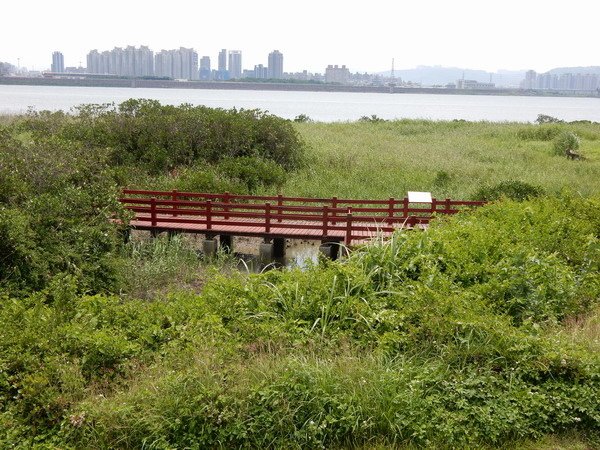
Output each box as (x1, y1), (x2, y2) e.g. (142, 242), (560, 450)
(120, 189), (485, 245)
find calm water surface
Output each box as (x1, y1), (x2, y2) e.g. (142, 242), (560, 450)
(1, 84), (599, 122)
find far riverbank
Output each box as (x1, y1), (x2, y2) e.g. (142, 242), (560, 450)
(1, 75), (599, 98)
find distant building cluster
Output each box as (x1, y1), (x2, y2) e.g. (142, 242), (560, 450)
(0, 61), (16, 76)
(155, 48), (198, 80)
(80, 46), (285, 82)
(40, 47), (402, 87)
(86, 46), (154, 78)
(455, 79), (495, 90)
(521, 70), (600, 91)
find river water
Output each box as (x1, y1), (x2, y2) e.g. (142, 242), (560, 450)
(1, 84), (599, 122)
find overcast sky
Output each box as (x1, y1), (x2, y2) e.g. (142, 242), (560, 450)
(2, 0), (598, 73)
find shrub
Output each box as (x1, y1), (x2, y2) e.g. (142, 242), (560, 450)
(217, 156), (287, 192)
(293, 113), (312, 123)
(472, 180), (545, 201)
(40, 100), (306, 173)
(359, 114), (386, 123)
(553, 131), (581, 157)
(0, 208), (45, 293)
(536, 114), (564, 124)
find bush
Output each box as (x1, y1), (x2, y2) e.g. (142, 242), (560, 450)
(293, 113), (312, 123)
(553, 131), (581, 157)
(0, 208), (45, 293)
(535, 114), (564, 124)
(358, 114), (386, 123)
(217, 156), (287, 192)
(35, 99), (306, 173)
(472, 180), (545, 201)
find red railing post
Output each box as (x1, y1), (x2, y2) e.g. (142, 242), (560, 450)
(388, 197), (395, 226)
(331, 196), (338, 225)
(172, 189), (178, 217)
(265, 202), (271, 233)
(445, 198), (451, 214)
(403, 197), (409, 219)
(322, 205), (329, 237)
(206, 200), (212, 230)
(223, 191), (230, 220)
(277, 194), (283, 223)
(345, 208), (353, 245)
(151, 197), (157, 227)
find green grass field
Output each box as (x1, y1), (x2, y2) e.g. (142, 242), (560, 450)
(277, 120), (600, 199)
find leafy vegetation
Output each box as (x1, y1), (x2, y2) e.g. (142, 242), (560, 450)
(472, 180), (545, 201)
(0, 101), (304, 296)
(1, 196), (599, 448)
(0, 105), (599, 447)
(553, 131), (581, 157)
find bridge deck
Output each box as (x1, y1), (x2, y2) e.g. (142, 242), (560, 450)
(128, 214), (422, 242)
(119, 190), (483, 245)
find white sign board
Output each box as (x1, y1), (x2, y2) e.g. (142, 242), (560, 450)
(407, 191), (433, 203)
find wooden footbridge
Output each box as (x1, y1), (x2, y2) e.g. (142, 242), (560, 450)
(119, 189), (484, 259)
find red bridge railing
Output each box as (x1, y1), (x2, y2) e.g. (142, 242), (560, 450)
(119, 189), (485, 245)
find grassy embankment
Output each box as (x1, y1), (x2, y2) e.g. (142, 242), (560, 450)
(283, 120), (600, 199)
(1, 104), (600, 448)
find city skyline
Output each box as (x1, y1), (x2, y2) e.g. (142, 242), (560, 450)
(2, 0), (599, 74)
(82, 46), (288, 81)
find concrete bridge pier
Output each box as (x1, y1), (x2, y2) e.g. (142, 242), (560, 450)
(202, 236), (218, 258)
(259, 237), (286, 264)
(319, 241), (341, 260)
(259, 238), (274, 263)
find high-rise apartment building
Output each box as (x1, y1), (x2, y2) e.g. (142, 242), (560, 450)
(228, 50), (242, 79)
(110, 47), (124, 75)
(135, 46), (154, 77)
(218, 49), (227, 71)
(154, 51), (173, 78)
(51, 51), (65, 73)
(254, 64), (268, 79)
(180, 47), (199, 80)
(216, 49), (229, 80)
(199, 56), (211, 80)
(154, 48), (198, 80)
(325, 65), (350, 84)
(87, 46), (153, 77)
(268, 50), (283, 79)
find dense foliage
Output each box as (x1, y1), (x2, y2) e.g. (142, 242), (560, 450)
(22, 99), (305, 173)
(0, 125), (123, 295)
(1, 109), (599, 447)
(0, 101), (304, 296)
(1, 196), (599, 448)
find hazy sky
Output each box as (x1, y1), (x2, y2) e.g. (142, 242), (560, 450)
(2, 0), (598, 73)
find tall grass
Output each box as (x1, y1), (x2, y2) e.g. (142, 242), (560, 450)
(119, 233), (239, 299)
(274, 120), (600, 199)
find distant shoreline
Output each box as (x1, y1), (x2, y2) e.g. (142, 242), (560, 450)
(2, 76), (599, 99)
